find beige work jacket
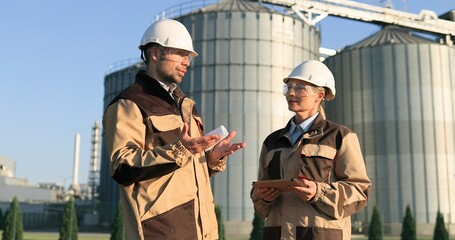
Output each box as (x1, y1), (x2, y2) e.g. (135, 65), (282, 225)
(251, 114), (371, 240)
(103, 71), (225, 240)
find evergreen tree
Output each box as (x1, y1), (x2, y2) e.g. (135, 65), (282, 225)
(249, 211), (264, 240)
(368, 205), (383, 240)
(0, 208), (4, 230)
(110, 202), (123, 240)
(59, 197), (78, 240)
(2, 197), (24, 240)
(401, 205), (416, 240)
(215, 205), (225, 240)
(433, 210), (449, 240)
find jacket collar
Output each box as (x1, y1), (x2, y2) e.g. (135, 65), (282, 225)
(302, 114), (325, 139)
(136, 70), (186, 103)
(278, 113), (326, 142)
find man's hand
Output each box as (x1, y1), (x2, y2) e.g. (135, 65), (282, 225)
(210, 130), (246, 160)
(181, 123), (222, 154)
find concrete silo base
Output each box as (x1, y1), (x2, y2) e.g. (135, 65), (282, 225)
(382, 223), (455, 237)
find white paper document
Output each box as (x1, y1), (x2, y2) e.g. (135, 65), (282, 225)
(206, 125), (229, 149)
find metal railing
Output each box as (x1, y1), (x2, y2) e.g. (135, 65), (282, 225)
(154, 0), (220, 21)
(104, 58), (143, 75)
(153, 0), (289, 21)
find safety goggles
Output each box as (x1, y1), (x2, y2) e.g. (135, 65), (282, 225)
(283, 83), (317, 96)
(160, 47), (193, 63)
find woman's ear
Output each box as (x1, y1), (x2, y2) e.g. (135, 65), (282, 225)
(316, 90), (325, 102)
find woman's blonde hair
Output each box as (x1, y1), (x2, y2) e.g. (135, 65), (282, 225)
(314, 86), (327, 120)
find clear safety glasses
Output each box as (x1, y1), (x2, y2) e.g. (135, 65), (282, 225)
(283, 83), (317, 96)
(160, 47), (193, 63)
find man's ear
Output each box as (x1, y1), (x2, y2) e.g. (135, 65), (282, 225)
(150, 47), (160, 62)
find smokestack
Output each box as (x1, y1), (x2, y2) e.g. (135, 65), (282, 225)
(72, 133), (80, 186)
(68, 133), (81, 198)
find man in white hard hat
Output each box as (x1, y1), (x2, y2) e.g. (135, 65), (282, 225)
(103, 19), (246, 240)
(251, 60), (371, 240)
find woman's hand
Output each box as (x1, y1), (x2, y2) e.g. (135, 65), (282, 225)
(257, 187), (281, 203)
(289, 178), (317, 201)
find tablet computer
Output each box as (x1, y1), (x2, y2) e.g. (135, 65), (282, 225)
(252, 178), (304, 192)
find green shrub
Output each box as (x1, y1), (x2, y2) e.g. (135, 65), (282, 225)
(59, 197), (78, 240)
(368, 205), (383, 240)
(433, 210), (448, 240)
(215, 205), (225, 240)
(2, 197), (23, 240)
(110, 202), (123, 240)
(401, 205), (416, 240)
(249, 211), (264, 240)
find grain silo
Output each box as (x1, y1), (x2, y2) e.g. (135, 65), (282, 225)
(98, 0), (321, 233)
(324, 25), (455, 235)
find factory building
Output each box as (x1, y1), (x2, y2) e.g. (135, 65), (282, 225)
(0, 122), (102, 230)
(99, 0), (455, 236)
(0, 156), (62, 203)
(0, 156), (67, 229)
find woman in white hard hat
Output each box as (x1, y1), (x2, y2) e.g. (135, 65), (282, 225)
(104, 19), (246, 240)
(251, 60), (371, 240)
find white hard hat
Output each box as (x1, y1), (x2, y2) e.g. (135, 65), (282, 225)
(283, 60), (336, 100)
(139, 19), (198, 57)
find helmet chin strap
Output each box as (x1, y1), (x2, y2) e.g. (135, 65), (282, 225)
(141, 50), (147, 64)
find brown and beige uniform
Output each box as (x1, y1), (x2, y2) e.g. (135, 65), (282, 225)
(251, 114), (371, 240)
(103, 70), (225, 240)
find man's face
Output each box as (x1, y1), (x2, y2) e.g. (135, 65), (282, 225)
(155, 47), (193, 85)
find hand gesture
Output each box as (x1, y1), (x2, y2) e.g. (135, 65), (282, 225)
(180, 123), (222, 154)
(210, 130), (246, 160)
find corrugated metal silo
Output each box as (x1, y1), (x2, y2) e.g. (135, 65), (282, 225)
(174, 0), (320, 224)
(324, 25), (455, 235)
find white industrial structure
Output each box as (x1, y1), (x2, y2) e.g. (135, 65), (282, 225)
(99, 0), (455, 236)
(68, 134), (81, 198)
(88, 122), (101, 201)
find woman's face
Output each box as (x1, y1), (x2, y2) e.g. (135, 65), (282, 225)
(284, 78), (324, 121)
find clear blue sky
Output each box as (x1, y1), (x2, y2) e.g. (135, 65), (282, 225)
(1, 0), (453, 188)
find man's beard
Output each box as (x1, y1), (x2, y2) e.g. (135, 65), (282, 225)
(157, 68), (176, 84)
(156, 59), (179, 85)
